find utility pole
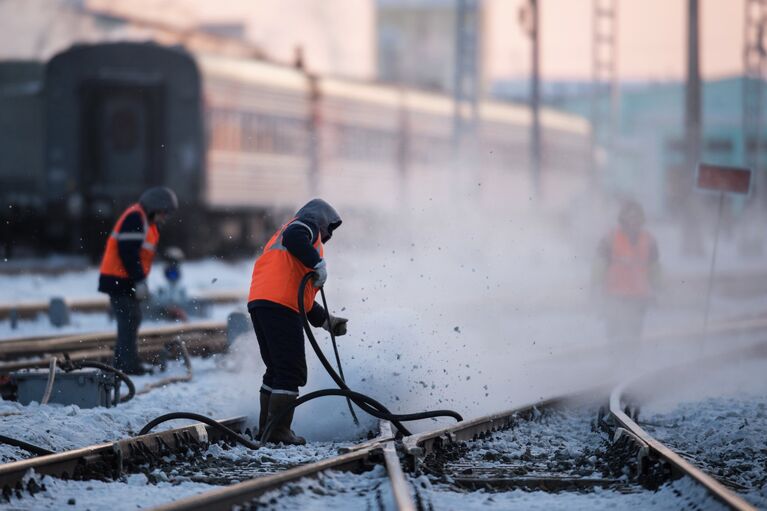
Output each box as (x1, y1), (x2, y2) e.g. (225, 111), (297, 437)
(453, 0), (480, 152)
(685, 0), (702, 178)
(591, 0), (618, 179)
(519, 0), (541, 198)
(530, 0), (541, 198)
(682, 0), (703, 255)
(743, 0), (766, 207)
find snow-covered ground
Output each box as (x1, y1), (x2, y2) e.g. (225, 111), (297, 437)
(641, 358), (767, 509)
(0, 352), (370, 464)
(446, 406), (612, 480)
(412, 475), (727, 511)
(5, 473), (216, 511)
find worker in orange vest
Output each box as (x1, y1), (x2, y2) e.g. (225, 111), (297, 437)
(248, 198), (347, 445)
(594, 200), (660, 361)
(98, 187), (178, 374)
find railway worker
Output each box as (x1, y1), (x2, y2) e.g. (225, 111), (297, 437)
(248, 198), (348, 445)
(98, 187), (179, 375)
(594, 200), (660, 365)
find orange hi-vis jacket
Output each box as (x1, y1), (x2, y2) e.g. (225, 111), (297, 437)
(99, 203), (159, 280)
(605, 228), (653, 298)
(249, 219), (323, 313)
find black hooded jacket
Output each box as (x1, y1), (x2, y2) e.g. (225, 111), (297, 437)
(248, 199), (342, 326)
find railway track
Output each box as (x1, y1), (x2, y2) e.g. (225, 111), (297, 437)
(0, 321), (232, 374)
(0, 383), (761, 509)
(0, 416), (248, 498)
(2, 310), (766, 508)
(146, 343), (766, 510)
(0, 290), (242, 321)
(611, 342), (767, 511)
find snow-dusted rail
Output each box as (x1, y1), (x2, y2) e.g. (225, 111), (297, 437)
(0, 416), (248, 496)
(401, 395), (572, 463)
(0, 321), (228, 371)
(147, 421), (401, 511)
(146, 397), (586, 511)
(610, 386), (756, 511)
(0, 290), (242, 320)
(608, 341), (767, 511)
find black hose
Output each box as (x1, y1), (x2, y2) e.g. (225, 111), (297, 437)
(292, 273), (463, 437)
(61, 359), (136, 404)
(260, 388), (462, 443)
(137, 412), (259, 450)
(0, 434), (55, 456)
(319, 287), (359, 425)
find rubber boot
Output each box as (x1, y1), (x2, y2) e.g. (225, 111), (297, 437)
(264, 393), (306, 445)
(255, 391), (270, 441)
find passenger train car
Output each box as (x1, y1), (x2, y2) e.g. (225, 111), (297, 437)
(0, 42), (591, 257)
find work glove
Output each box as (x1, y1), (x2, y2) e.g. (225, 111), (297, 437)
(313, 259), (327, 288)
(323, 314), (348, 336)
(133, 280), (150, 301)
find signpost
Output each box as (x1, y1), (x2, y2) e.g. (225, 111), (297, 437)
(696, 163), (752, 326)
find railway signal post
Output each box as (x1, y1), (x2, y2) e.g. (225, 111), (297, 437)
(696, 163), (752, 326)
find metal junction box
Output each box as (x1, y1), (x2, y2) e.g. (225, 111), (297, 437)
(13, 369), (118, 408)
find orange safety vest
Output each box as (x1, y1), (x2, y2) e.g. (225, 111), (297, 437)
(248, 219), (323, 313)
(99, 204), (159, 279)
(605, 228), (653, 297)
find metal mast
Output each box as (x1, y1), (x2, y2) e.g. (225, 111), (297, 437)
(590, 0), (618, 177)
(453, 0), (481, 150)
(530, 0), (541, 198)
(744, 0), (766, 205)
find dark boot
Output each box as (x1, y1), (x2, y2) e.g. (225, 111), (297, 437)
(255, 390), (270, 441)
(264, 393), (306, 445)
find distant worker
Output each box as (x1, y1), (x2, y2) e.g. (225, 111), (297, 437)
(248, 199), (348, 445)
(98, 187), (179, 375)
(594, 200), (660, 364)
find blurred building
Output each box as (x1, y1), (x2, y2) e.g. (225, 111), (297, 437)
(375, 0), (520, 96)
(495, 76), (767, 216)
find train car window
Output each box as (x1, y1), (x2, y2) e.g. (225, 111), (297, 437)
(110, 108), (138, 151)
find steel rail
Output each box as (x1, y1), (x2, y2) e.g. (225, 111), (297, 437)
(147, 421), (398, 511)
(609, 385), (756, 511)
(379, 421), (417, 511)
(608, 341), (767, 511)
(0, 321), (228, 371)
(402, 393), (578, 458)
(0, 416), (247, 493)
(0, 290), (243, 320)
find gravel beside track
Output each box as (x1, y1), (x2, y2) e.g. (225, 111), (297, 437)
(644, 394), (767, 509)
(416, 403), (729, 510)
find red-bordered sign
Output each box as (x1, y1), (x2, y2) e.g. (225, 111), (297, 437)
(696, 163), (751, 194)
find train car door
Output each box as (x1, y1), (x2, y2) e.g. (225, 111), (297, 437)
(80, 81), (165, 255)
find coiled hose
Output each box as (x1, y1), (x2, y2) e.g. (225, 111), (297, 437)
(59, 358), (136, 404)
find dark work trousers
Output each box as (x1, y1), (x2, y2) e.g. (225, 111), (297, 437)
(249, 305), (307, 395)
(109, 294), (143, 373)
